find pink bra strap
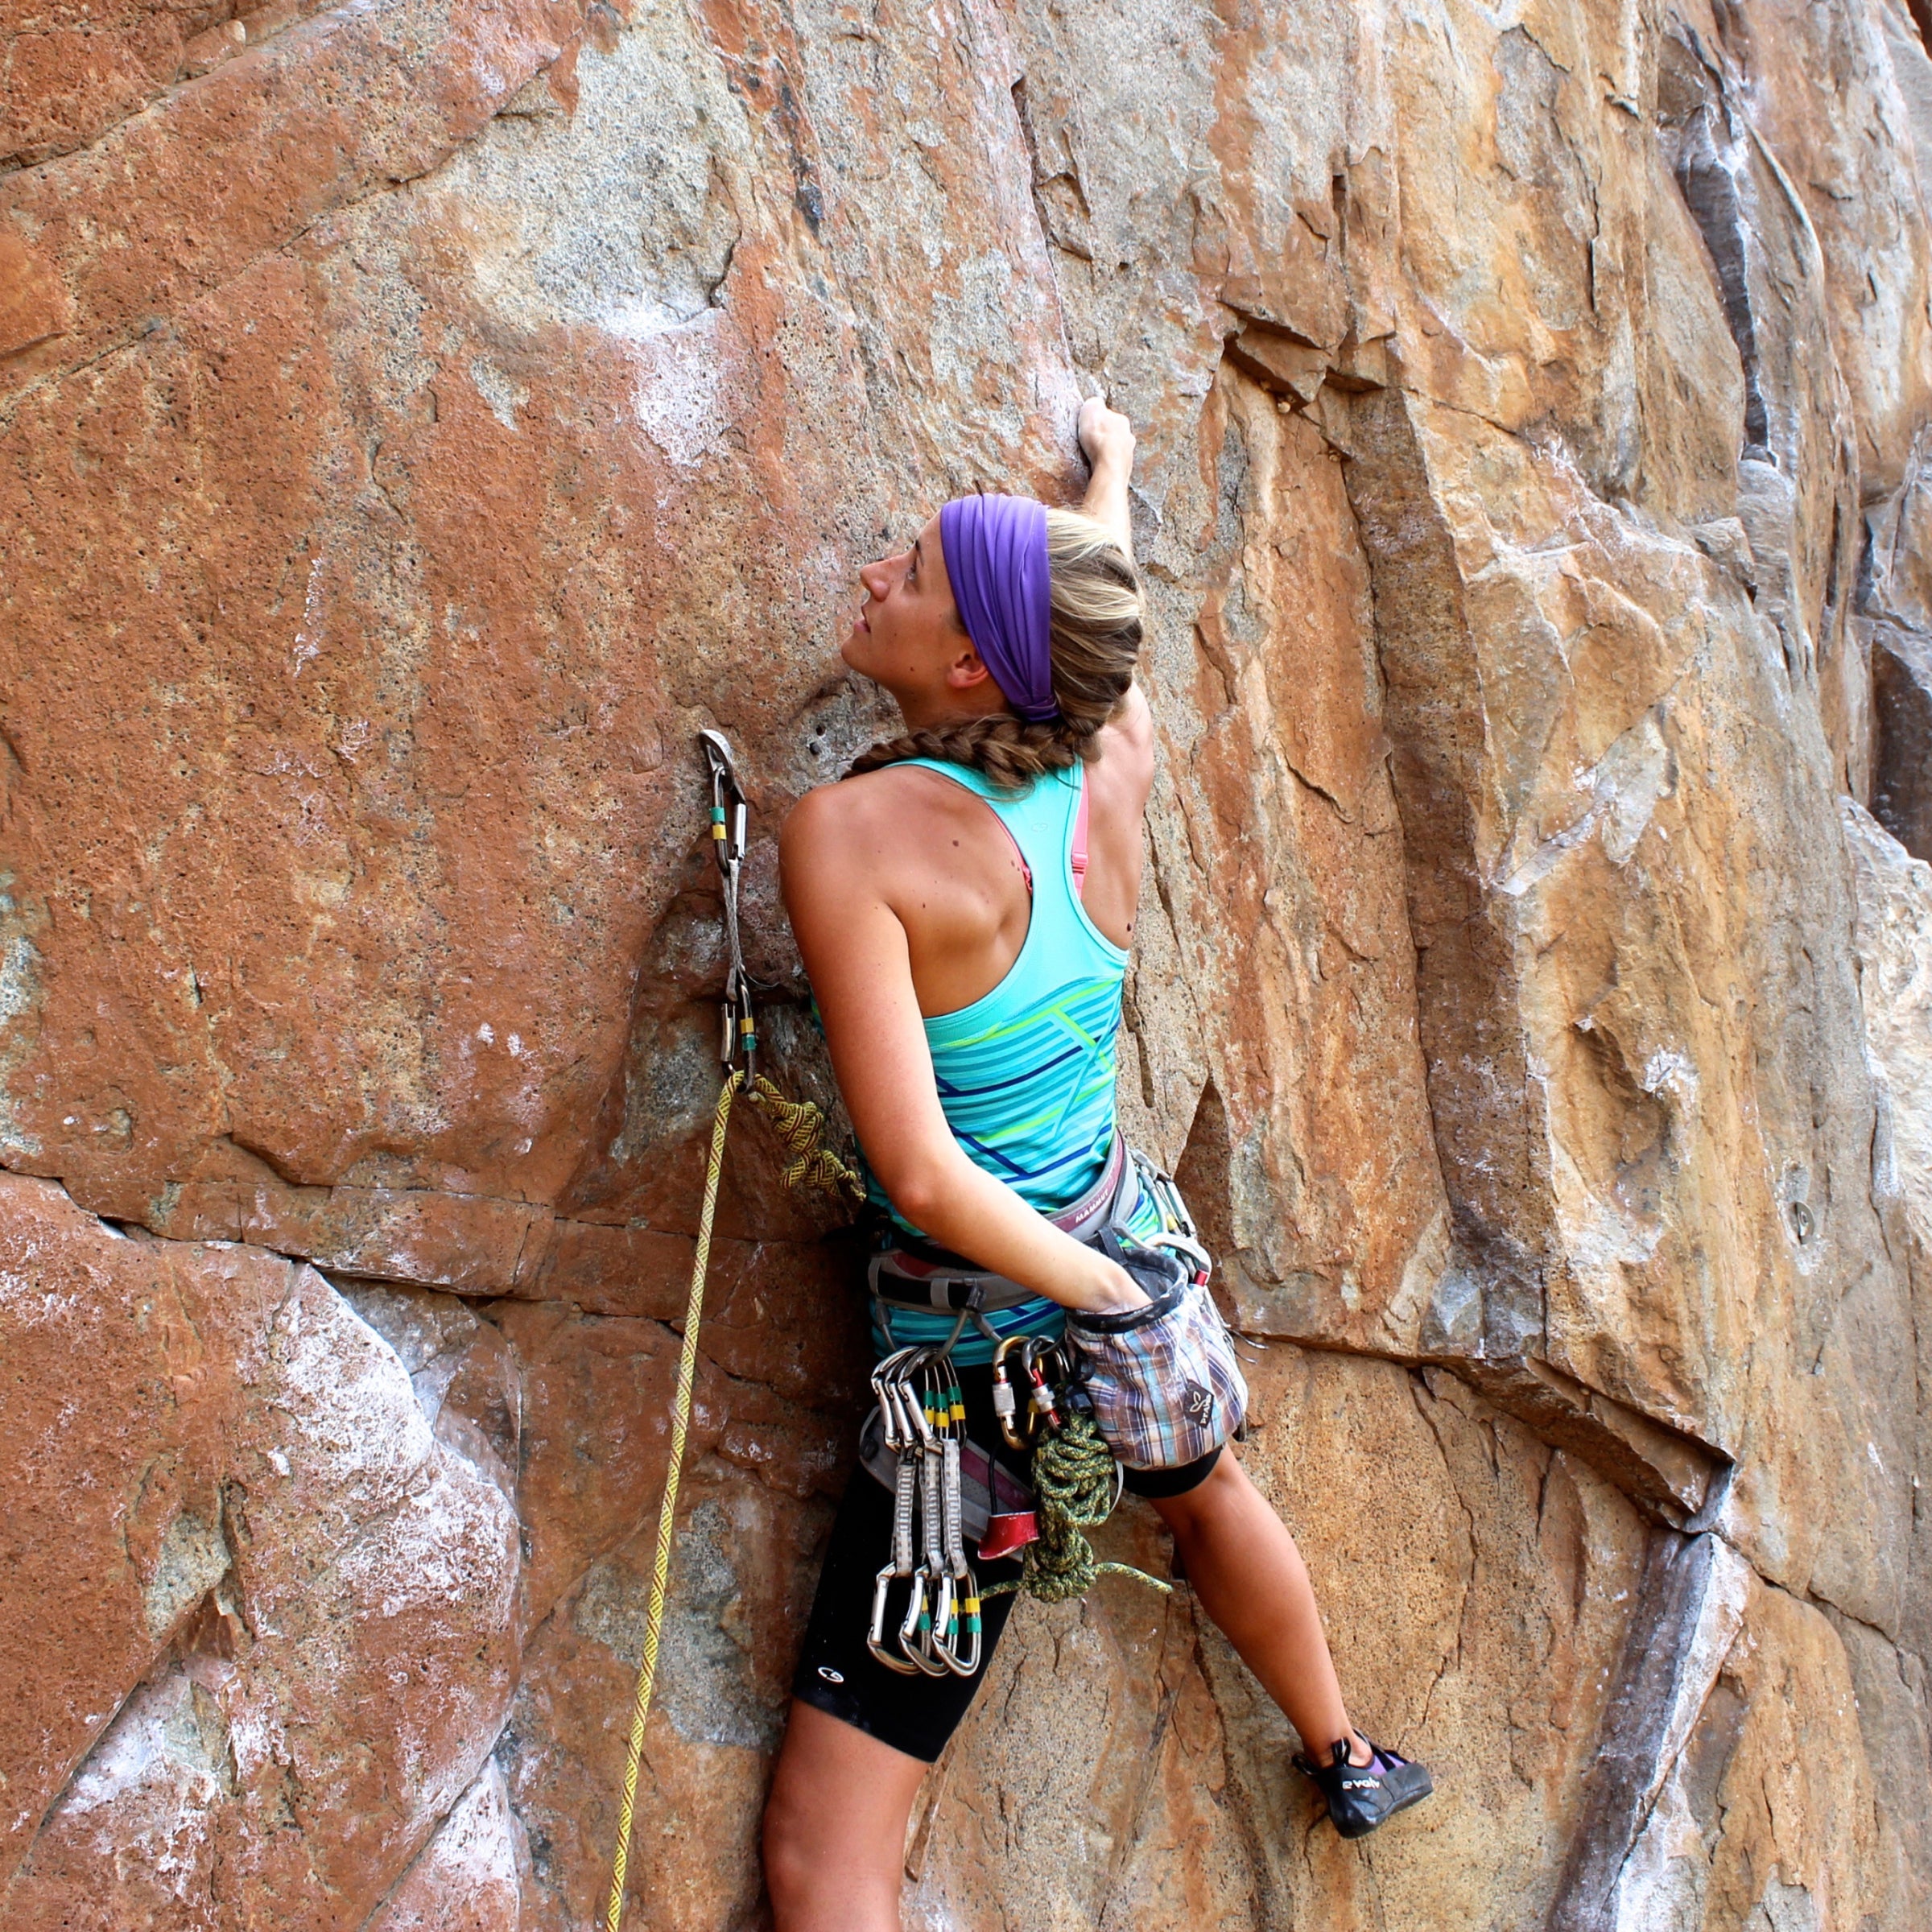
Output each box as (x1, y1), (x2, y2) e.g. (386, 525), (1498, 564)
(1071, 765), (1090, 902)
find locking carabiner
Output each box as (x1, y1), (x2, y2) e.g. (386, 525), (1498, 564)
(1020, 1337), (1066, 1436)
(991, 1334), (1034, 1451)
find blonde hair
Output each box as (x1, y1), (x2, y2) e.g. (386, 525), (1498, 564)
(848, 506), (1143, 789)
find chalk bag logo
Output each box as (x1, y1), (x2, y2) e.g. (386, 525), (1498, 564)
(1183, 1381), (1215, 1427)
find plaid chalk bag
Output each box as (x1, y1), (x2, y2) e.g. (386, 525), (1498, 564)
(1063, 1232), (1249, 1471)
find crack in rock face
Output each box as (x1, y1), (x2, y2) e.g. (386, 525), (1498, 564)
(6, 0), (1932, 1925)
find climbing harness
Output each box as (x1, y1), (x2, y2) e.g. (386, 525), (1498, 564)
(864, 1143), (1169, 1620)
(865, 1130), (1135, 1352)
(603, 733), (861, 1932)
(870, 1143), (1241, 1610)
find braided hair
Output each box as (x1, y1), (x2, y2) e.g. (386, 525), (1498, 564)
(847, 506), (1143, 790)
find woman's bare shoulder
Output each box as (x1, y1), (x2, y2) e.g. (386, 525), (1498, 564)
(783, 765), (944, 840)
(780, 766), (965, 894)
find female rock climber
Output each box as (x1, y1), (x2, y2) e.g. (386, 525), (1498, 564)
(762, 398), (1431, 1929)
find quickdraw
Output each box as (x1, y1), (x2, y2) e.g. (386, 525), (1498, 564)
(866, 1344), (981, 1677)
(702, 729), (867, 1202)
(702, 729), (759, 1074)
(604, 733), (863, 1932)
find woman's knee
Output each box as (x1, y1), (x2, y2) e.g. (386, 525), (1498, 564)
(763, 1776), (873, 1917)
(761, 1781), (819, 1906)
(762, 1787), (905, 1930)
(762, 1705), (920, 1925)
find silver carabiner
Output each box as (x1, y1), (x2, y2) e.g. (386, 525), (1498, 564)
(871, 1345), (926, 1449)
(902, 1366), (937, 1450)
(868, 1564), (921, 1675)
(927, 1569), (957, 1664)
(898, 1567), (949, 1676)
(938, 1564), (982, 1677)
(1146, 1228), (1213, 1284)
(1132, 1149), (1202, 1249)
(698, 729), (747, 873)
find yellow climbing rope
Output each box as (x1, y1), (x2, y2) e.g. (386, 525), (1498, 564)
(602, 1066), (741, 1932)
(604, 730), (865, 1932)
(602, 1065), (862, 1932)
(749, 1075), (868, 1202)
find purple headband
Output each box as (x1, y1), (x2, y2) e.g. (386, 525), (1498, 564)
(938, 493), (1058, 722)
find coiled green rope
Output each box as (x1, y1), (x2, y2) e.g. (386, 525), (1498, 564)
(984, 1410), (1173, 1603)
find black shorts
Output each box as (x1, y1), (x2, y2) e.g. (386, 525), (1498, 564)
(791, 1358), (1220, 1763)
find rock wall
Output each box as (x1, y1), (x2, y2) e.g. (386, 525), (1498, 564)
(6, 0), (1932, 1925)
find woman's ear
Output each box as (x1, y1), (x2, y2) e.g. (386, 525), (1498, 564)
(944, 644), (996, 693)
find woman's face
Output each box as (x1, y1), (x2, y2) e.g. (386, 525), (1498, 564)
(840, 513), (977, 699)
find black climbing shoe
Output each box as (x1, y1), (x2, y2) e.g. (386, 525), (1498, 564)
(1294, 1736), (1434, 1839)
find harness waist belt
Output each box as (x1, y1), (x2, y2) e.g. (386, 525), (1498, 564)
(867, 1135), (1133, 1314)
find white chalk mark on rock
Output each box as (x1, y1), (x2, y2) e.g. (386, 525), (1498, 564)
(291, 556), (326, 677)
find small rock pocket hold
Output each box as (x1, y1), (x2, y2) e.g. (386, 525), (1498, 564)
(1063, 1239), (1249, 1471)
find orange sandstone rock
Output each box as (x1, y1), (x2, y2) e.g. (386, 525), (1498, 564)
(6, 0), (1932, 1923)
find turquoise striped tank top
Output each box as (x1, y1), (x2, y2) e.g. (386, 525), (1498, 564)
(864, 757), (1158, 1364)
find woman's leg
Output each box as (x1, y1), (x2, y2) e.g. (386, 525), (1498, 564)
(763, 1700), (927, 1932)
(768, 1362), (1031, 1928)
(1146, 1451), (1368, 1762)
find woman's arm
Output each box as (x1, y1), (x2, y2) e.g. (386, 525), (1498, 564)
(781, 782), (1146, 1314)
(1078, 398), (1136, 559)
